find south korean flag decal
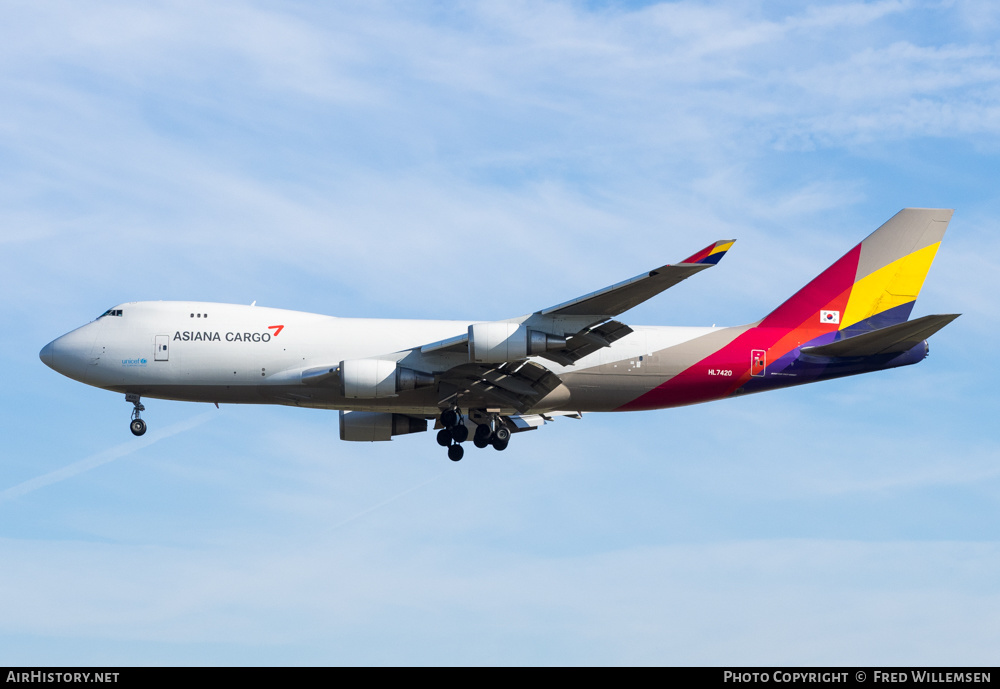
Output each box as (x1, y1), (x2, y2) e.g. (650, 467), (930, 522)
(820, 310), (841, 325)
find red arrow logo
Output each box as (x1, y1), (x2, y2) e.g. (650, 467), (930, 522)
(268, 325), (284, 337)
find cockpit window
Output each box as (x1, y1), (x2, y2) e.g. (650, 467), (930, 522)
(98, 308), (124, 318)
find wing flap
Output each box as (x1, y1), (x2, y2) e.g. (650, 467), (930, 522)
(506, 410), (584, 433)
(437, 360), (563, 413)
(800, 314), (960, 357)
(480, 368), (541, 397)
(537, 320), (633, 366)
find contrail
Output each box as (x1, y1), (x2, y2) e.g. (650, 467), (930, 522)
(328, 471), (449, 532)
(0, 410), (216, 503)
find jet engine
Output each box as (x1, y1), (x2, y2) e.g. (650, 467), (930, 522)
(339, 359), (434, 399)
(468, 323), (567, 364)
(339, 411), (428, 441)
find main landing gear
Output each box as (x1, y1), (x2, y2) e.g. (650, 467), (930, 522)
(437, 407), (467, 461)
(126, 393), (147, 436)
(437, 407), (511, 461)
(473, 422), (510, 450)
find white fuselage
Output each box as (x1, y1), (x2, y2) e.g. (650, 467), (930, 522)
(41, 301), (722, 415)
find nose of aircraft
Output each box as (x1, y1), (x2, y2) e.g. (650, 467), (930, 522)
(39, 340), (55, 369)
(39, 324), (101, 382)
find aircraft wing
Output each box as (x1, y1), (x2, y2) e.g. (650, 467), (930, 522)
(539, 239), (734, 320)
(504, 410), (584, 432)
(422, 239), (736, 407)
(419, 239), (735, 366)
(435, 360), (564, 413)
(533, 319), (634, 366)
(534, 239), (734, 364)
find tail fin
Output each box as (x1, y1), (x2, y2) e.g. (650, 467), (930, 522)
(761, 208), (953, 335)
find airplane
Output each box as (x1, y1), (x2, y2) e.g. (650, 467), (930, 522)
(40, 208), (958, 461)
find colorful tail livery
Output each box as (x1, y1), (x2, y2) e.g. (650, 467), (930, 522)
(619, 208), (958, 411)
(41, 208), (958, 460)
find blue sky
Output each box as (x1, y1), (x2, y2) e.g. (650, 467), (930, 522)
(2, 0), (999, 665)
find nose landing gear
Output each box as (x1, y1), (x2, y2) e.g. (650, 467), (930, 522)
(126, 393), (146, 436)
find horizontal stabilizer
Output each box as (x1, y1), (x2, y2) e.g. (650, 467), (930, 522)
(800, 314), (960, 357)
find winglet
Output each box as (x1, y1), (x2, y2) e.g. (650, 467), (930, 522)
(680, 240), (736, 265)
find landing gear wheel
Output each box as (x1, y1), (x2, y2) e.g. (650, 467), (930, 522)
(126, 393), (146, 437)
(450, 424), (469, 443)
(473, 424), (492, 449)
(448, 444), (465, 462)
(441, 409), (460, 428)
(436, 429), (452, 447)
(491, 436), (509, 451)
(494, 426), (511, 443)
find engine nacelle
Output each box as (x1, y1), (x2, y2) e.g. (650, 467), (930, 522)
(339, 359), (434, 399)
(468, 323), (567, 364)
(339, 411), (428, 442)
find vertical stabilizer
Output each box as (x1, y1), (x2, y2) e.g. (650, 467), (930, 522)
(761, 208), (953, 335)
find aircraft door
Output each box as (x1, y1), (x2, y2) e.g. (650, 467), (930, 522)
(154, 335), (169, 361)
(750, 349), (765, 377)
